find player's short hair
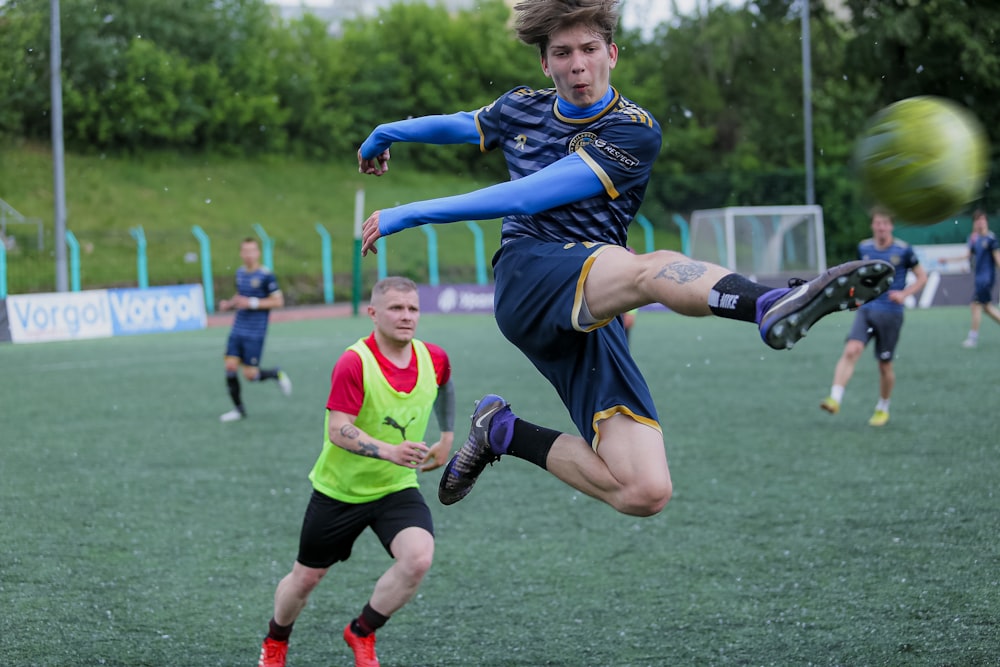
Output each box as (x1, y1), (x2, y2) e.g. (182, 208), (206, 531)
(371, 276), (418, 301)
(240, 237), (259, 247)
(972, 208), (987, 220)
(514, 0), (619, 55)
(869, 206), (893, 221)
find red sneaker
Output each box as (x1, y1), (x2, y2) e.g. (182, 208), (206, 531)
(257, 637), (288, 667)
(342, 623), (380, 667)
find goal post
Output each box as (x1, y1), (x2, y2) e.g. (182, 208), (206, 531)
(688, 205), (827, 281)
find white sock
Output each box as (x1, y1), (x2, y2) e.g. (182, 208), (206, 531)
(830, 385), (845, 403)
(968, 330), (979, 341)
(876, 398), (890, 412)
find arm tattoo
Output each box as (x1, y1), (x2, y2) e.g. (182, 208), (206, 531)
(339, 424), (382, 460)
(655, 259), (707, 285)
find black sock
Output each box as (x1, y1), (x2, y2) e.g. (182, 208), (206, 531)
(267, 617), (293, 642)
(506, 419), (560, 470)
(259, 368), (279, 381)
(226, 373), (245, 413)
(351, 602), (389, 637)
(707, 274), (774, 322)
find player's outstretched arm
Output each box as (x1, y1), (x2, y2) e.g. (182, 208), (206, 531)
(358, 112), (480, 177)
(360, 154), (605, 255)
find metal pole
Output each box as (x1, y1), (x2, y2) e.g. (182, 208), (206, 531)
(51, 0), (69, 291)
(801, 0), (815, 205)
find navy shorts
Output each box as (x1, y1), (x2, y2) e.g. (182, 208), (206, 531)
(492, 238), (660, 448)
(296, 487), (433, 569)
(972, 280), (995, 305)
(847, 307), (904, 362)
(225, 331), (265, 367)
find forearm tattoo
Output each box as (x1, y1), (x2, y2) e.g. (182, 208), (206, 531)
(656, 259), (707, 284)
(339, 424), (382, 459)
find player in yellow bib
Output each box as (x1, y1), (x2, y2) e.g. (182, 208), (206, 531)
(257, 277), (455, 667)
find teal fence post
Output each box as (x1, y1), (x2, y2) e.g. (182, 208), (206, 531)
(252, 223), (274, 269)
(670, 214), (692, 256)
(464, 221), (488, 285)
(0, 238), (6, 298)
(129, 225), (149, 289)
(419, 226), (439, 286)
(315, 223), (334, 304)
(376, 237), (387, 280)
(634, 214), (656, 253)
(65, 230), (80, 292)
(191, 225), (215, 314)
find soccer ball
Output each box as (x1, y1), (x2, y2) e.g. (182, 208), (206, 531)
(854, 96), (989, 226)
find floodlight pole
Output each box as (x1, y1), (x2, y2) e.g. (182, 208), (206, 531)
(51, 0), (69, 291)
(801, 0), (815, 205)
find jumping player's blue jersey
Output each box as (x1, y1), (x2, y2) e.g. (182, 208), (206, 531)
(476, 86), (661, 247)
(969, 231), (999, 285)
(857, 237), (918, 314)
(232, 265), (280, 337)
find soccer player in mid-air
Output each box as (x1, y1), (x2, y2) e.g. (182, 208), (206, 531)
(218, 237), (292, 422)
(357, 0), (893, 517)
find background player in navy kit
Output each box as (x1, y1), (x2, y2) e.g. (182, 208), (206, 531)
(356, 0), (893, 518)
(941, 209), (1000, 348)
(218, 237), (292, 422)
(819, 211), (927, 426)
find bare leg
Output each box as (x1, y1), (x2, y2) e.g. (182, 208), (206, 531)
(970, 303), (984, 333)
(833, 340), (864, 389)
(368, 527), (434, 616)
(876, 360), (895, 401)
(273, 562), (328, 626)
(543, 414), (671, 517)
(584, 247), (730, 319)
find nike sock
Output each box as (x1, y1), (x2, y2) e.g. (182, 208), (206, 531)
(708, 274), (774, 323)
(226, 372), (245, 413)
(267, 617), (293, 642)
(259, 368), (279, 381)
(351, 602), (388, 637)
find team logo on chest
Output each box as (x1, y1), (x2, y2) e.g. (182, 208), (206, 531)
(568, 132), (598, 154)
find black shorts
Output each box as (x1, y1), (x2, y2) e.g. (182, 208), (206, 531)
(296, 487), (433, 569)
(847, 307), (904, 362)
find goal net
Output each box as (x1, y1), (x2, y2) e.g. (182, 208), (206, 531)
(688, 205), (827, 281)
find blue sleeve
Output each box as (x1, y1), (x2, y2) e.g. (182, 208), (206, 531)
(359, 112), (480, 159)
(377, 154), (605, 235)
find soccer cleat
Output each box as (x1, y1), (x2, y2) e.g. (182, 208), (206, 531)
(277, 370), (293, 396)
(962, 337), (977, 349)
(759, 259), (894, 350)
(219, 408), (245, 422)
(868, 409), (890, 427)
(438, 394), (509, 506)
(343, 624), (379, 667)
(257, 637), (288, 667)
(819, 396), (840, 414)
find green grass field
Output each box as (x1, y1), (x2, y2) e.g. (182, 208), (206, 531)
(2, 306), (998, 666)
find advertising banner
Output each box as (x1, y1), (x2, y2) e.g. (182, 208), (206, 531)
(6, 284), (207, 343)
(418, 284), (495, 315)
(0, 300), (11, 342)
(7, 290), (114, 343)
(108, 284), (207, 336)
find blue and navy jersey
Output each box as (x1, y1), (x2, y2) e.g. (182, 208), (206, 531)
(858, 237), (918, 314)
(232, 265), (280, 337)
(475, 86), (661, 247)
(969, 231), (999, 285)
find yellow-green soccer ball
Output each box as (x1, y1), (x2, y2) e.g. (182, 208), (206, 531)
(855, 96), (989, 226)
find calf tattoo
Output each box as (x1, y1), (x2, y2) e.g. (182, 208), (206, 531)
(656, 259), (707, 284)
